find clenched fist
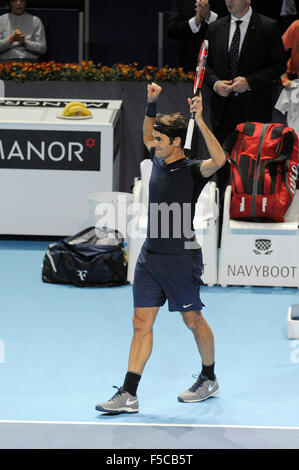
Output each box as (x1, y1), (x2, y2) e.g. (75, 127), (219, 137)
(147, 82), (162, 103)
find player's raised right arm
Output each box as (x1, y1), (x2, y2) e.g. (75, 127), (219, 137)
(143, 82), (162, 152)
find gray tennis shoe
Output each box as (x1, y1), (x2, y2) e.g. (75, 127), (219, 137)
(177, 374), (219, 403)
(95, 386), (139, 414)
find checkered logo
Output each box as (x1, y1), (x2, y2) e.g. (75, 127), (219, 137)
(253, 239), (273, 255)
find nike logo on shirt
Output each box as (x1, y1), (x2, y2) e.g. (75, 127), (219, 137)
(170, 168), (180, 172)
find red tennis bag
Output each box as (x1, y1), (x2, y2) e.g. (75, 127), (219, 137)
(223, 122), (299, 222)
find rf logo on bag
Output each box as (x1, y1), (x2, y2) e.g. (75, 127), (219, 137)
(76, 269), (88, 281)
(253, 239), (273, 255)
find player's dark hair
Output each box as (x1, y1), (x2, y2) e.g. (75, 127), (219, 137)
(154, 113), (187, 148)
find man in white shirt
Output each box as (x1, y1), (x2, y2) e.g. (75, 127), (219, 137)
(0, 0), (47, 62)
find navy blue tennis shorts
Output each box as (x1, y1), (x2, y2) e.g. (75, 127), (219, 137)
(133, 246), (204, 312)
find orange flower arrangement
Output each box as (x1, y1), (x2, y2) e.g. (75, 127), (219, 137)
(0, 60), (195, 83)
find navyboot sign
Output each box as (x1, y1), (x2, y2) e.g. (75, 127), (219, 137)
(225, 238), (298, 282)
(0, 130), (101, 171)
(227, 264), (297, 279)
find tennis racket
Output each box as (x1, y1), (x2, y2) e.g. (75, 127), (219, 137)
(184, 39), (209, 150)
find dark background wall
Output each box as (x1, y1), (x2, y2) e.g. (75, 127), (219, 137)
(89, 0), (175, 67)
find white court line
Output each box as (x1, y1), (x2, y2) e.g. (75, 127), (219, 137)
(0, 420), (299, 431)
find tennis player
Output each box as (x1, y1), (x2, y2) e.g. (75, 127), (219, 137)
(96, 82), (226, 414)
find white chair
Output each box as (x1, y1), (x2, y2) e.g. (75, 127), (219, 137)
(218, 185), (299, 288)
(193, 180), (219, 286)
(127, 159), (220, 286)
(126, 160), (152, 284)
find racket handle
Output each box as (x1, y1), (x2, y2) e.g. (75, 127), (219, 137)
(184, 117), (195, 150)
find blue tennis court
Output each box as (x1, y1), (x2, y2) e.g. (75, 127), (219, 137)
(0, 239), (299, 449)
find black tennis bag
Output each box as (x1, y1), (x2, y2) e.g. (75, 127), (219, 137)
(42, 227), (128, 287)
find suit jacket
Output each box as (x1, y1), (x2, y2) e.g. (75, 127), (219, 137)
(167, 0), (227, 71)
(205, 11), (287, 127)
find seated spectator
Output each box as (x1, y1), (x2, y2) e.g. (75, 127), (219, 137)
(0, 0), (47, 62)
(281, 19), (299, 88)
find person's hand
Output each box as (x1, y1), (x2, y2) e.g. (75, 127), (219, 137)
(188, 94), (203, 120)
(147, 82), (162, 103)
(231, 76), (250, 94)
(282, 78), (294, 89)
(13, 26), (25, 44)
(215, 80), (233, 97)
(196, 0), (211, 20)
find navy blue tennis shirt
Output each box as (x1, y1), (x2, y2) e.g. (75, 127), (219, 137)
(143, 151), (212, 254)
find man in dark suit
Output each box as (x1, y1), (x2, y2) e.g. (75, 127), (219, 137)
(205, 0), (286, 144)
(167, 0), (227, 72)
(204, 0), (286, 231)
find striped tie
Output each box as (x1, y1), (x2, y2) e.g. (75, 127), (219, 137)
(229, 20), (242, 80)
